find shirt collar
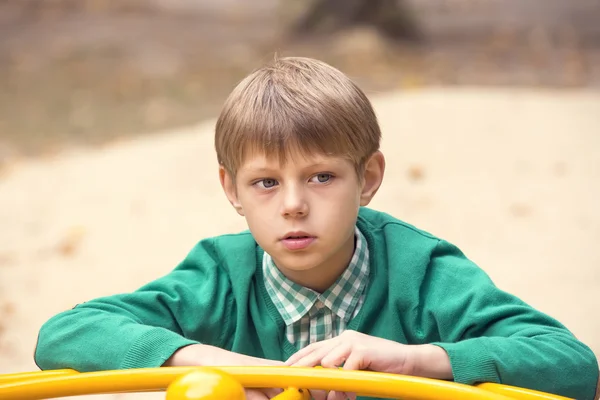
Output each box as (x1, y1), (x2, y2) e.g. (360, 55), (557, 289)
(263, 226), (370, 325)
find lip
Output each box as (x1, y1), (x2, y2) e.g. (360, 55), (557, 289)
(281, 231), (313, 240)
(280, 231), (316, 251)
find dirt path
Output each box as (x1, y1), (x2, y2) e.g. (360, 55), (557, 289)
(1, 87), (598, 399)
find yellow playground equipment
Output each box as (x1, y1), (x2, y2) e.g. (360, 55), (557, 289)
(0, 366), (572, 400)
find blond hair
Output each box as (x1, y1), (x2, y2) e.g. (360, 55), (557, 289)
(215, 56), (381, 177)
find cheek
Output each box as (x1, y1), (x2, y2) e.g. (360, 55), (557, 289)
(334, 182), (362, 208)
(242, 200), (279, 234)
(316, 186), (361, 223)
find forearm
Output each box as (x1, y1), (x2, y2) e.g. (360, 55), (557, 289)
(433, 334), (599, 400)
(410, 344), (453, 380)
(163, 344), (218, 367)
(163, 344), (284, 368)
(425, 239), (599, 398)
(35, 307), (197, 372)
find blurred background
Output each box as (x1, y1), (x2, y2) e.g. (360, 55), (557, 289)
(1, 0), (600, 158)
(0, 0), (599, 398)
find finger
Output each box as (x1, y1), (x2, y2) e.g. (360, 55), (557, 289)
(261, 387), (284, 398)
(308, 389), (328, 400)
(245, 388), (270, 400)
(327, 390), (353, 400)
(329, 391), (357, 400)
(342, 349), (369, 371)
(320, 342), (352, 369)
(285, 341), (324, 366)
(290, 341), (342, 367)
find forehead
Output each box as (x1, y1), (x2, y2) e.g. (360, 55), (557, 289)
(238, 150), (351, 172)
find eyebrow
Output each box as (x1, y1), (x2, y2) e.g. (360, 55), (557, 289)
(242, 167), (275, 174)
(243, 161), (341, 174)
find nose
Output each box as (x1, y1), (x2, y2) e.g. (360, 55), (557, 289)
(280, 184), (309, 218)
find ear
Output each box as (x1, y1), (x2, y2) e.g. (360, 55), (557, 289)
(360, 151), (385, 206)
(219, 165), (245, 216)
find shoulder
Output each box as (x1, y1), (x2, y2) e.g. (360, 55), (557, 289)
(357, 207), (440, 249)
(179, 230), (259, 277)
(357, 207), (484, 278)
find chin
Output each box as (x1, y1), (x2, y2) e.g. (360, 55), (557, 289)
(285, 264), (319, 272)
(276, 255), (323, 272)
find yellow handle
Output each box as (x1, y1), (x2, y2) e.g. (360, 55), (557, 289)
(165, 369), (245, 399)
(272, 387), (311, 400)
(0, 367), (515, 400)
(0, 370), (77, 384)
(0, 367), (573, 400)
(476, 383), (573, 400)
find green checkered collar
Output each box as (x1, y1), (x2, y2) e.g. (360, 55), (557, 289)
(262, 227), (370, 326)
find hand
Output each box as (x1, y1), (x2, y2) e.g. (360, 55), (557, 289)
(286, 331), (413, 400)
(164, 344), (285, 399)
(285, 330), (414, 374)
(285, 331), (452, 400)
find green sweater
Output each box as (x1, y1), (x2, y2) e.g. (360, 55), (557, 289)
(35, 208), (598, 399)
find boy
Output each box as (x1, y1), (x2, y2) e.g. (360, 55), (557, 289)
(35, 57), (599, 400)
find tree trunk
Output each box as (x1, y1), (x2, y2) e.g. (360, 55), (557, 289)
(291, 0), (422, 41)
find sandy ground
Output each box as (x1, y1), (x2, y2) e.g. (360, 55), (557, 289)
(0, 87), (599, 398)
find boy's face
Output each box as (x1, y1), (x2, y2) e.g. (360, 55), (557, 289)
(220, 150), (384, 291)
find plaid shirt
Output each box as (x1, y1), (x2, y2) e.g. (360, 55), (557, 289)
(263, 227), (370, 349)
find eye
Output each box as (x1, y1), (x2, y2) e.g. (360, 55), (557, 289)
(310, 173), (333, 184)
(255, 178), (278, 189)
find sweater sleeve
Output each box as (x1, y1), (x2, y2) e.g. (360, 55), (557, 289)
(425, 240), (599, 400)
(34, 239), (235, 372)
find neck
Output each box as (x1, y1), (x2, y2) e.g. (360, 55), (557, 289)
(276, 232), (356, 293)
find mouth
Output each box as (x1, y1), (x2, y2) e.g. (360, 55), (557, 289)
(281, 231), (315, 240)
(280, 232), (316, 250)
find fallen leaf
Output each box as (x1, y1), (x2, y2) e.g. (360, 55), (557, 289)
(407, 165), (425, 182)
(57, 226), (87, 257)
(2, 302), (15, 316)
(509, 203), (533, 218)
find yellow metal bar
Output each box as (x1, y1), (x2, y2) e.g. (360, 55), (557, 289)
(477, 383), (573, 400)
(0, 370), (78, 384)
(272, 387), (311, 400)
(0, 366), (515, 400)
